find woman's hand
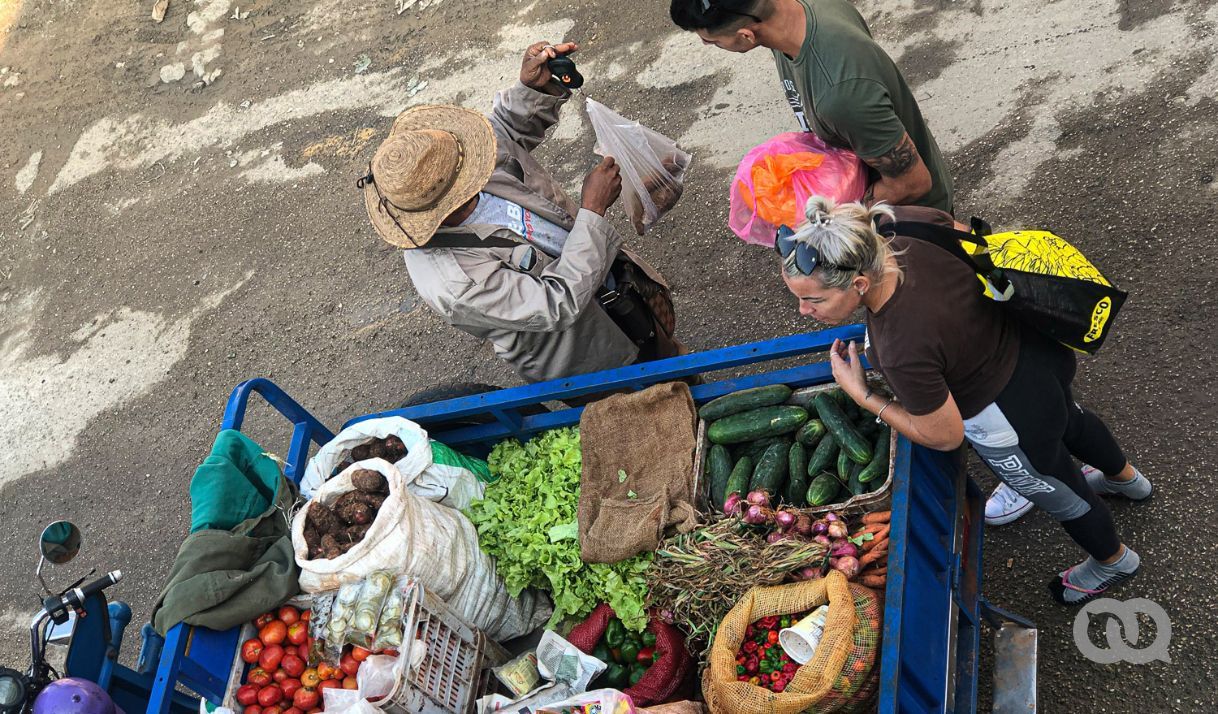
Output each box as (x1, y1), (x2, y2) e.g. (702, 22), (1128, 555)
(829, 339), (870, 404)
(520, 41), (579, 93)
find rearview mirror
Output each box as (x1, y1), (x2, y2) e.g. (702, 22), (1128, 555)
(39, 521), (82, 565)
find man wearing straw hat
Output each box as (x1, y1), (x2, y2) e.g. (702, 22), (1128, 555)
(360, 42), (682, 384)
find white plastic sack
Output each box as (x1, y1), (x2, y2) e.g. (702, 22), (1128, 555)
(293, 458), (551, 641)
(586, 97), (691, 235)
(301, 416), (486, 510)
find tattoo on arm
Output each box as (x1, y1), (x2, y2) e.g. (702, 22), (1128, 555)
(865, 133), (920, 178)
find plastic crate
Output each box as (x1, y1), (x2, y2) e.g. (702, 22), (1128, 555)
(381, 585), (509, 714)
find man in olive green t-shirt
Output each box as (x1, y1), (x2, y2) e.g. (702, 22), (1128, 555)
(671, 0), (954, 213)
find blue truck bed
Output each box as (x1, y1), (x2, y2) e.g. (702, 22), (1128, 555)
(111, 326), (1030, 712)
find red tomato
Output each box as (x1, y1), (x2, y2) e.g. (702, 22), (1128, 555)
(338, 654), (360, 677)
(261, 707), (283, 714)
(342, 676), (358, 690)
(317, 679), (342, 693)
(259, 621), (288, 646)
(280, 654), (305, 678)
(236, 684), (260, 706)
(306, 710), (322, 714)
(299, 610), (311, 624)
(241, 639), (264, 665)
(244, 707), (263, 714)
(637, 646), (655, 663)
(281, 708), (303, 714)
(280, 678), (303, 699)
(254, 612), (275, 629)
(382, 648), (399, 657)
(259, 644), (285, 672)
(272, 669), (288, 684)
(287, 622), (308, 646)
(277, 606), (300, 627)
(246, 668), (272, 687)
(299, 669), (321, 689)
(350, 646), (372, 663)
(257, 685), (284, 707)
(292, 687), (321, 710)
(315, 663), (338, 681)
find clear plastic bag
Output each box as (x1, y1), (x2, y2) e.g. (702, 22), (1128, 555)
(586, 98), (691, 236)
(729, 131), (867, 247)
(371, 576), (411, 651)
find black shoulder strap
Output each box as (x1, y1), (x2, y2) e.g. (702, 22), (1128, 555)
(881, 219), (1001, 277)
(422, 231), (522, 250)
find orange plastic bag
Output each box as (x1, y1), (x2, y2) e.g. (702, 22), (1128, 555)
(729, 132), (867, 247)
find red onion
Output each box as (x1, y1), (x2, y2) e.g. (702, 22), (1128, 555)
(723, 492), (744, 516)
(824, 512), (840, 522)
(774, 509), (797, 531)
(827, 521), (849, 539)
(798, 566), (824, 580)
(813, 534), (830, 545)
(829, 541), (860, 559)
(766, 531), (790, 544)
(793, 514), (814, 536)
(746, 490), (771, 508)
(743, 504), (773, 525)
(831, 555), (861, 579)
(810, 520), (829, 536)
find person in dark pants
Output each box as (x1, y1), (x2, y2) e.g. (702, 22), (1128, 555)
(776, 197), (1151, 605)
(670, 0), (954, 213)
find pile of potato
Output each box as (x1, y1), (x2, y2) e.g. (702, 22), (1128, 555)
(303, 468), (390, 560)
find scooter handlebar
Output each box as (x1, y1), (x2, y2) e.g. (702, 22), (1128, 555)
(64, 570), (123, 609)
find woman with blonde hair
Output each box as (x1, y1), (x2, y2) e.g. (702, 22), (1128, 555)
(777, 197), (1151, 604)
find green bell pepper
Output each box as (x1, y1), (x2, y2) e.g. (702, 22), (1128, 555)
(629, 663), (647, 686)
(619, 641), (640, 664)
(642, 631), (657, 648)
(605, 619), (626, 649)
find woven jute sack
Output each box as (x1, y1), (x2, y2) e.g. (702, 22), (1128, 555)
(702, 572), (881, 714)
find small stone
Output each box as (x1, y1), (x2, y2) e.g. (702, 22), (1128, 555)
(159, 63), (187, 83)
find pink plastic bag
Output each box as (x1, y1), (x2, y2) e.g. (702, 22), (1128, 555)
(729, 132), (868, 247)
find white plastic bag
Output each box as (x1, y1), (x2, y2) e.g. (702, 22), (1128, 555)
(293, 458), (551, 641)
(301, 416), (486, 509)
(586, 98), (691, 235)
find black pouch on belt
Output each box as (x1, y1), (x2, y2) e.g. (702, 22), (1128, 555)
(598, 280), (656, 349)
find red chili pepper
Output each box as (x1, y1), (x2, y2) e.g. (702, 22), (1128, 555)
(743, 641), (758, 653)
(782, 662), (798, 674)
(773, 681), (786, 693)
(767, 631), (779, 645)
(738, 674), (750, 682)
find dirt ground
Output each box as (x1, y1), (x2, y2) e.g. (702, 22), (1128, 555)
(2, 0), (1217, 710)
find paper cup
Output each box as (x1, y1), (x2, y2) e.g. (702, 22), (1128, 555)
(778, 605), (830, 664)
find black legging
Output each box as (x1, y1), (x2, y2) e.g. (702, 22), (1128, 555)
(967, 328), (1125, 560)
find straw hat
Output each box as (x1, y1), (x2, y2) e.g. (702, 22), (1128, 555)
(359, 105), (497, 248)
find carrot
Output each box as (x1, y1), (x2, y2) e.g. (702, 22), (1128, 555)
(860, 526), (890, 551)
(862, 511), (891, 525)
(858, 574), (887, 589)
(865, 566), (887, 577)
(852, 523), (888, 538)
(859, 544), (888, 569)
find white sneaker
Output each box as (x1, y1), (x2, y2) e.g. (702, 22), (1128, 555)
(985, 483), (1034, 526)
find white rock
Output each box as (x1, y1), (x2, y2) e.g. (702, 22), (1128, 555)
(159, 63), (187, 83)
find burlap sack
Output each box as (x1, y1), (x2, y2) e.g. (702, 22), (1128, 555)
(578, 382), (699, 563)
(702, 572), (881, 714)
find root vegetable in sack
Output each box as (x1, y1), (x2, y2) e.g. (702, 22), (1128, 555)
(305, 480), (389, 559)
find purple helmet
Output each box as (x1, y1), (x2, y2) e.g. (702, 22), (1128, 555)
(33, 678), (125, 714)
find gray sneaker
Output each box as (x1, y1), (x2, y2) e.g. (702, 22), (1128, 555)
(1082, 464), (1153, 500)
(985, 483), (1034, 526)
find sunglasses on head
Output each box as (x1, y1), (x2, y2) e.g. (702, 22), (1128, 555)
(774, 225), (858, 276)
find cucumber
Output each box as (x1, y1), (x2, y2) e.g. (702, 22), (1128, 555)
(698, 384), (793, 421)
(733, 435), (789, 464)
(785, 443), (810, 506)
(795, 419), (826, 446)
(847, 462), (866, 496)
(858, 416), (879, 438)
(843, 398), (862, 421)
(707, 406), (810, 445)
(806, 432), (838, 478)
(858, 427), (893, 484)
(807, 472), (841, 506)
(837, 449), (853, 483)
(706, 444), (733, 508)
(751, 441), (789, 495)
(813, 394), (872, 465)
(724, 456), (753, 506)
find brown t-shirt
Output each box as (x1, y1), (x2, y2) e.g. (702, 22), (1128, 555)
(865, 206), (1020, 419)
